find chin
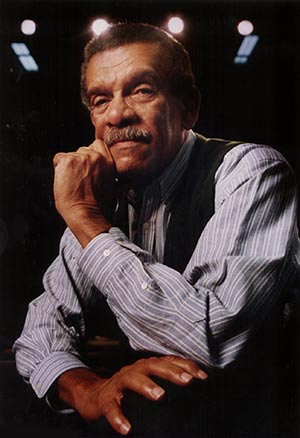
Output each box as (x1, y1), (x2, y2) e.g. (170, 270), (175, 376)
(115, 161), (155, 186)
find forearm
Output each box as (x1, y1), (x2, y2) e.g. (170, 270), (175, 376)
(78, 230), (295, 367)
(77, 147), (299, 368)
(13, 229), (94, 397)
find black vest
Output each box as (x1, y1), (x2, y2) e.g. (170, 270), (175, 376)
(86, 134), (240, 344)
(86, 135), (293, 433)
(115, 134), (240, 273)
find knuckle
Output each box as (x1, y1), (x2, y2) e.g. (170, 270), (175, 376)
(102, 399), (115, 416)
(120, 369), (135, 386)
(136, 356), (158, 371)
(117, 366), (133, 382)
(136, 358), (147, 366)
(53, 152), (64, 164)
(76, 146), (88, 152)
(162, 355), (177, 362)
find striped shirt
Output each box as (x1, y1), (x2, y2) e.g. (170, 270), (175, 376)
(13, 130), (300, 399)
(128, 130), (195, 261)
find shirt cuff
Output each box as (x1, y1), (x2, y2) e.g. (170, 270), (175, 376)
(78, 227), (153, 296)
(30, 351), (89, 398)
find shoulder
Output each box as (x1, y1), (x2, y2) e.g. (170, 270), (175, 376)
(210, 141), (296, 208)
(223, 142), (289, 165)
(216, 142), (293, 182)
(193, 132), (288, 165)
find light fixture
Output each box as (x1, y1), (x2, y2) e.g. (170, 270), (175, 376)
(234, 56), (248, 64)
(237, 20), (254, 36)
(167, 17), (184, 34)
(237, 35), (259, 57)
(11, 42), (39, 72)
(233, 35), (259, 64)
(18, 55), (39, 71)
(92, 19), (110, 36)
(11, 42), (29, 56)
(21, 19), (36, 36)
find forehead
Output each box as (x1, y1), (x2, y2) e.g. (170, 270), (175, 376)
(85, 42), (165, 88)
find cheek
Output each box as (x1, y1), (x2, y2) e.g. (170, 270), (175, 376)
(91, 116), (106, 139)
(154, 102), (180, 136)
(94, 123), (104, 139)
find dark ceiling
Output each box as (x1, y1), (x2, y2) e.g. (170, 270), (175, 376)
(1, 0), (300, 339)
(1, 0), (300, 155)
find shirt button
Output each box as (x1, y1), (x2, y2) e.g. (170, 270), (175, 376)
(103, 249), (111, 257)
(141, 281), (148, 290)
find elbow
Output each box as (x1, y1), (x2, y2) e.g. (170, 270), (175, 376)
(205, 326), (251, 370)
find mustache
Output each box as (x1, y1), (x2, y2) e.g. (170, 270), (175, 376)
(104, 127), (152, 148)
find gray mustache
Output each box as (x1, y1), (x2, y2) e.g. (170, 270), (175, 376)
(105, 127), (152, 148)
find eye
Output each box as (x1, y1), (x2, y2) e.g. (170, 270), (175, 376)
(90, 96), (110, 114)
(137, 87), (153, 94)
(132, 85), (156, 101)
(93, 97), (109, 107)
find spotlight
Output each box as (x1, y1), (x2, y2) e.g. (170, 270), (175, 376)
(168, 17), (184, 34)
(21, 19), (36, 35)
(237, 20), (254, 36)
(92, 19), (110, 36)
(11, 43), (39, 71)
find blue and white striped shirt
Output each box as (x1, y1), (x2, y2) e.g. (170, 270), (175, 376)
(13, 131), (300, 399)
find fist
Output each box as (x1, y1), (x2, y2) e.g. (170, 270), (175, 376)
(53, 140), (116, 246)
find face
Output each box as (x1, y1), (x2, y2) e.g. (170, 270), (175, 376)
(86, 42), (195, 184)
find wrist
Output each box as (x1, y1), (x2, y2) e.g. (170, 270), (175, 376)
(64, 208), (112, 248)
(57, 368), (107, 411)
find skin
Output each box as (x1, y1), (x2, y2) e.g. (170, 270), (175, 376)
(53, 42), (203, 435)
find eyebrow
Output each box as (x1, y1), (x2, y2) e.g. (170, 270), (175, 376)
(86, 69), (161, 100)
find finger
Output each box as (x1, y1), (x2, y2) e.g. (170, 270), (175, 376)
(53, 152), (67, 167)
(162, 355), (208, 380)
(90, 139), (109, 155)
(104, 400), (132, 436)
(92, 139), (115, 162)
(137, 356), (205, 386)
(120, 372), (166, 401)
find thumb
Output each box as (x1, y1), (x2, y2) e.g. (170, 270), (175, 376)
(89, 139), (108, 154)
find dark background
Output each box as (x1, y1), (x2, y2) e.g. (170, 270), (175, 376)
(0, 0), (300, 344)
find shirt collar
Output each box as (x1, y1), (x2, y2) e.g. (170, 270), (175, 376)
(158, 129), (196, 208)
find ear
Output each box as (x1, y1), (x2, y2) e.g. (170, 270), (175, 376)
(181, 86), (201, 130)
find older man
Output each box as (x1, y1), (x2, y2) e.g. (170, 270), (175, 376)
(14, 23), (299, 437)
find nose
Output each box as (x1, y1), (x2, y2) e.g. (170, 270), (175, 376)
(106, 95), (138, 127)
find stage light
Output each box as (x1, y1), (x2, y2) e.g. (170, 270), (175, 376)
(233, 35), (259, 65)
(237, 20), (254, 36)
(237, 35), (259, 57)
(18, 55), (39, 71)
(168, 17), (184, 34)
(234, 56), (248, 64)
(11, 42), (39, 72)
(11, 43), (29, 56)
(92, 19), (110, 35)
(21, 19), (36, 35)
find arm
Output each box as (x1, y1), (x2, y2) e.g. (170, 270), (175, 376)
(67, 143), (299, 367)
(13, 139), (208, 434)
(13, 226), (207, 434)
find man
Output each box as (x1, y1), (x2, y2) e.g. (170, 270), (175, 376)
(13, 22), (300, 437)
